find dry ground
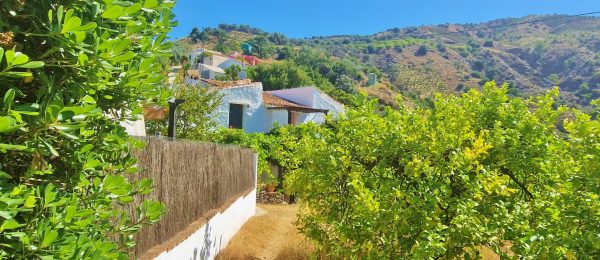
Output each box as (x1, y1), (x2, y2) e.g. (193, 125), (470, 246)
(217, 204), (313, 260)
(217, 203), (501, 260)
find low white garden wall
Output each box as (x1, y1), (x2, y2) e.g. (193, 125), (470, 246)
(153, 189), (256, 260)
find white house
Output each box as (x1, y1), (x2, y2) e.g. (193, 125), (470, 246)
(203, 55), (245, 70)
(189, 48), (206, 65)
(188, 48), (247, 80)
(188, 48), (222, 65)
(210, 82), (344, 133)
(199, 63), (225, 80)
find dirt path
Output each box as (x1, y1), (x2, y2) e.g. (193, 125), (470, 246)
(217, 204), (313, 260)
(218, 204), (500, 260)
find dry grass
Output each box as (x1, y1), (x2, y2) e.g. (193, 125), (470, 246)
(359, 83), (401, 108)
(218, 203), (502, 260)
(217, 204), (313, 260)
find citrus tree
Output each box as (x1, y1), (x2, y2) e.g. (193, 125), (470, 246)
(0, 0), (174, 258)
(286, 82), (600, 258)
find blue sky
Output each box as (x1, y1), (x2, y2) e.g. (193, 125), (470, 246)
(170, 0), (600, 39)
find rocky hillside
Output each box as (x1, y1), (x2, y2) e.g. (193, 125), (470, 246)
(181, 15), (600, 107)
(305, 15), (600, 106)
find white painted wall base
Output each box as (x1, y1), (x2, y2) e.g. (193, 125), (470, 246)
(153, 190), (256, 260)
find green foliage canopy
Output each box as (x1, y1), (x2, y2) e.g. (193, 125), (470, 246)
(248, 35), (276, 59)
(0, 0), (173, 258)
(248, 61), (314, 91)
(286, 83), (600, 258)
(146, 86), (222, 141)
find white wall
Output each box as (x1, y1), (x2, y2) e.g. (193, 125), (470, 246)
(208, 70), (224, 80)
(302, 88), (345, 124)
(120, 118), (147, 137)
(268, 110), (289, 129)
(199, 64), (225, 80)
(189, 49), (205, 66)
(212, 83), (272, 133)
(213, 85), (345, 133)
(153, 190), (256, 260)
(153, 153), (258, 260)
(267, 87), (345, 125)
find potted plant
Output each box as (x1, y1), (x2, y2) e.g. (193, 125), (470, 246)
(264, 178), (278, 193)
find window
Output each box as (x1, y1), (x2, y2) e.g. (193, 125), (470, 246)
(228, 103), (244, 129)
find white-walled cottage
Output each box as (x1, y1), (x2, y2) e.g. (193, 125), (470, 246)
(210, 82), (344, 133)
(188, 48), (247, 80)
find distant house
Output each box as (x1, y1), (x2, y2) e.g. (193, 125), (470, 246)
(209, 82), (344, 133)
(189, 48), (206, 65)
(203, 55), (245, 70)
(188, 48), (260, 80)
(187, 54), (244, 80)
(229, 52), (260, 66)
(188, 48), (222, 65)
(199, 63), (225, 80)
(243, 55), (260, 66)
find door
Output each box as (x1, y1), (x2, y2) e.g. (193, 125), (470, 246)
(289, 111), (300, 126)
(228, 103), (244, 129)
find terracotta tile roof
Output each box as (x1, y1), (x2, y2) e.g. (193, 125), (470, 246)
(262, 93), (329, 114)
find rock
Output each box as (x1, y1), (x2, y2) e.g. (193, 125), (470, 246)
(256, 190), (286, 204)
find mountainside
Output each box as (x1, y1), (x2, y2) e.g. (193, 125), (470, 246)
(303, 15), (600, 106)
(182, 15), (600, 107)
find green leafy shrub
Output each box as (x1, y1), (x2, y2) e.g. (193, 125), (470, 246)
(214, 29), (241, 54)
(286, 82), (600, 258)
(0, 0), (174, 258)
(415, 45), (428, 56)
(471, 71), (483, 78)
(211, 125), (315, 190)
(146, 85), (222, 140)
(249, 35), (276, 59)
(248, 61), (314, 90)
(216, 64), (243, 81)
(436, 43), (447, 53)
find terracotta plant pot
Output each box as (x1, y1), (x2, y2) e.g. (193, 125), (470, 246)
(265, 184), (277, 193)
(143, 106), (167, 120)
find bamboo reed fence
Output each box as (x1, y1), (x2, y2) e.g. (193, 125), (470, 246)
(127, 137), (256, 257)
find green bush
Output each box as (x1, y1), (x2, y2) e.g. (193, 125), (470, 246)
(212, 125), (317, 191)
(0, 0), (173, 258)
(471, 71), (483, 78)
(415, 45), (428, 56)
(286, 83), (600, 258)
(436, 43), (447, 53)
(247, 61), (314, 90)
(249, 35), (276, 59)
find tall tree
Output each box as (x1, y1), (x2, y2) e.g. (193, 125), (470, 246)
(249, 35), (276, 59)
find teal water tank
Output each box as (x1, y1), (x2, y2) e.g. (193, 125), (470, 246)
(241, 43), (252, 55)
(368, 73), (378, 86)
